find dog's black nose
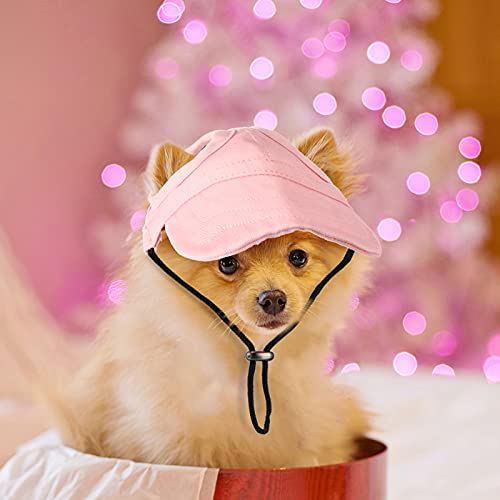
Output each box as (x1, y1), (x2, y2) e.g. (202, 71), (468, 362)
(257, 290), (287, 316)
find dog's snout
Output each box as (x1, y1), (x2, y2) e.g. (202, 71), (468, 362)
(257, 290), (287, 316)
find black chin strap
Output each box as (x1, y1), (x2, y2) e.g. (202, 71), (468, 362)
(147, 247), (354, 434)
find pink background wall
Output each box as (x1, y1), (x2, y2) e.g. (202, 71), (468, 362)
(0, 1), (164, 327)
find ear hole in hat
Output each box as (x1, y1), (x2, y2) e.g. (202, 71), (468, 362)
(145, 143), (194, 193)
(293, 127), (365, 199)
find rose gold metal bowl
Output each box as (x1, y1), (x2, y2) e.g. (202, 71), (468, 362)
(214, 438), (387, 500)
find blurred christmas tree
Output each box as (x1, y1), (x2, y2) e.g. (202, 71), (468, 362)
(104, 0), (500, 377)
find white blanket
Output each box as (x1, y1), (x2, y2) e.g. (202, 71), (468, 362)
(346, 367), (500, 500)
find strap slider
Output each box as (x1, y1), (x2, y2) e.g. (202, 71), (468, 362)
(245, 350), (274, 362)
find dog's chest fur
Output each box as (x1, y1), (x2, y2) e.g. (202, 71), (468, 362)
(69, 303), (368, 469)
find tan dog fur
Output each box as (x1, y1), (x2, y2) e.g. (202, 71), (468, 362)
(53, 128), (373, 468)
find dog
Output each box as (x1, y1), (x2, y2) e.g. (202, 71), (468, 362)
(51, 127), (373, 469)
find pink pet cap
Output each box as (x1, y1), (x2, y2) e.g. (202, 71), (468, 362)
(143, 127), (381, 261)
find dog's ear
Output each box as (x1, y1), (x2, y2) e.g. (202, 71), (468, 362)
(145, 143), (194, 193)
(293, 128), (364, 199)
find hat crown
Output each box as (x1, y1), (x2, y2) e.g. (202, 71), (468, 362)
(150, 127), (347, 208)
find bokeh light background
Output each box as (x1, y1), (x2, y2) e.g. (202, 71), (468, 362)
(1, 0), (499, 381)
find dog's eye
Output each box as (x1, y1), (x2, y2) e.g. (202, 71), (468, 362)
(218, 256), (239, 275)
(289, 249), (308, 268)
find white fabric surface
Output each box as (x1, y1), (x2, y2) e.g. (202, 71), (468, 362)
(0, 431), (218, 500)
(345, 367), (500, 500)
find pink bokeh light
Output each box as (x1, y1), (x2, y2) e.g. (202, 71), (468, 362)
(253, 0), (276, 20)
(459, 136), (481, 159)
(130, 209), (146, 231)
(208, 64), (232, 87)
(403, 311), (427, 336)
(382, 105), (406, 128)
(361, 87), (386, 111)
(351, 292), (360, 311)
(301, 37), (325, 59)
(325, 356), (335, 374)
(367, 41), (391, 64)
(154, 57), (179, 80)
(328, 19), (350, 37)
(414, 112), (438, 136)
(300, 0), (322, 9)
(456, 188), (479, 212)
(101, 164), (126, 188)
(432, 330), (458, 357)
(458, 161), (482, 184)
(432, 364), (455, 377)
(183, 20), (207, 44)
(377, 218), (402, 241)
(393, 352), (418, 376)
(440, 200), (462, 224)
(249, 56), (274, 80)
(323, 32), (346, 53)
(157, 2), (182, 24)
(406, 172), (430, 195)
(483, 356), (500, 383)
(313, 92), (337, 115)
(312, 57), (337, 79)
(401, 50), (423, 71)
(341, 362), (360, 374)
(385, 0), (402, 3)
(107, 280), (128, 305)
(488, 334), (500, 356)
(253, 109), (278, 130)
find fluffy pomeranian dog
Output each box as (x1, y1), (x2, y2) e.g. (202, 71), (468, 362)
(53, 128), (372, 469)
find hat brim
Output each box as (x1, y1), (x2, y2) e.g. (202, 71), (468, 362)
(165, 175), (381, 262)
(163, 175), (381, 261)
